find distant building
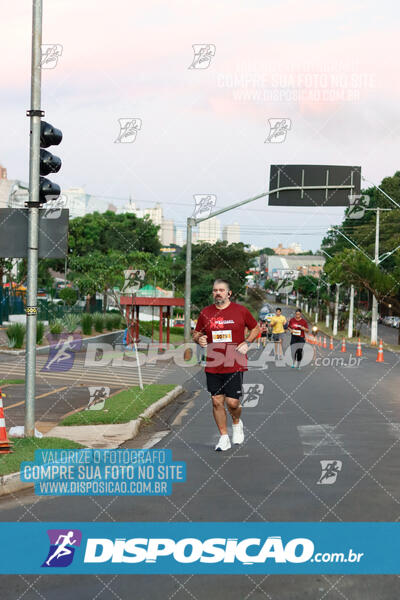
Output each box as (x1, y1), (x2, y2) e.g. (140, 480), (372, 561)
(175, 228), (184, 247)
(120, 199), (163, 226)
(161, 219), (175, 246)
(62, 187), (90, 218)
(0, 179), (28, 209)
(222, 222), (240, 244)
(0, 164), (7, 180)
(267, 255), (325, 280)
(273, 242), (303, 255)
(198, 216), (220, 243)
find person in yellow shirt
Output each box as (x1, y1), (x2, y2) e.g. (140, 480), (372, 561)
(269, 307), (287, 360)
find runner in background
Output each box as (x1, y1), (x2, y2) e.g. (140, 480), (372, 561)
(288, 308), (309, 369)
(193, 279), (260, 451)
(260, 319), (268, 348)
(256, 320), (263, 348)
(269, 307), (287, 360)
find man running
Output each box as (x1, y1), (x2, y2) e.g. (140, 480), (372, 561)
(269, 307), (287, 360)
(193, 279), (260, 451)
(288, 308), (309, 369)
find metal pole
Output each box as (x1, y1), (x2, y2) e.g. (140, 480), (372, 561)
(333, 283), (341, 336)
(315, 283), (320, 323)
(348, 284), (354, 339)
(325, 284), (330, 329)
(371, 208), (380, 345)
(184, 217), (194, 343)
(25, 0), (42, 437)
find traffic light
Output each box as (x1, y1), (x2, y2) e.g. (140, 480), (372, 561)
(39, 120), (62, 204)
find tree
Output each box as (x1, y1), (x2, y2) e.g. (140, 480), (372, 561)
(293, 275), (319, 298)
(173, 241), (254, 311)
(59, 287), (78, 306)
(69, 250), (174, 315)
(259, 247), (275, 255)
(17, 259), (54, 289)
(264, 278), (277, 291)
(324, 249), (400, 312)
(68, 211), (161, 257)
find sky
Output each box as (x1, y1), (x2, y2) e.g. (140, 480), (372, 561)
(2, 0), (400, 251)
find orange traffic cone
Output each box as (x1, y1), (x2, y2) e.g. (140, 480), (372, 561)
(0, 389), (12, 454)
(329, 337), (334, 350)
(318, 336), (322, 347)
(341, 338), (346, 353)
(356, 338), (362, 357)
(323, 337), (327, 349)
(376, 339), (384, 363)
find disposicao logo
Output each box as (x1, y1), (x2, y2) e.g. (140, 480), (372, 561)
(83, 536), (314, 564)
(42, 529), (82, 567)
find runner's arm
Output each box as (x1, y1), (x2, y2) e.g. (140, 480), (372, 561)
(192, 330), (205, 343)
(246, 324), (261, 343)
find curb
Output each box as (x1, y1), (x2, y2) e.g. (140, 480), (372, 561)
(0, 385), (184, 497)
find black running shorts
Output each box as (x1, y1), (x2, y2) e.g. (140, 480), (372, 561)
(206, 371), (244, 399)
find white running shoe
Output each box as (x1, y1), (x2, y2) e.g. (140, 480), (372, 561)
(215, 434), (231, 451)
(232, 419), (244, 445)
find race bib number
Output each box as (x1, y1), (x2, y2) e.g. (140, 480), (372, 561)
(292, 329), (301, 336)
(212, 329), (232, 343)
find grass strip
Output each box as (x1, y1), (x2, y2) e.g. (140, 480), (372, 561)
(0, 436), (84, 477)
(60, 384), (175, 426)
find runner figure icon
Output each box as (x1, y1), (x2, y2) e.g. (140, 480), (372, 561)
(42, 334), (79, 372)
(45, 531), (77, 566)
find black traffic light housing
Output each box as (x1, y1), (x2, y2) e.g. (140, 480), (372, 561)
(39, 120), (62, 204)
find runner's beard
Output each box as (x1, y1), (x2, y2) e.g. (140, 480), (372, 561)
(214, 297), (224, 305)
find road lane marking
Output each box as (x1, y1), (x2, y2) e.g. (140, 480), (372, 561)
(298, 424), (345, 456)
(4, 386), (68, 410)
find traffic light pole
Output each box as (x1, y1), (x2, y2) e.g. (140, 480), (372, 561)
(25, 0), (43, 437)
(183, 179), (359, 343)
(183, 191), (268, 343)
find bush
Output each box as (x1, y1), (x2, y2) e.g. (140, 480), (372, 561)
(58, 287), (78, 307)
(112, 314), (123, 329)
(62, 313), (80, 333)
(81, 313), (93, 335)
(49, 319), (63, 335)
(6, 323), (26, 349)
(93, 312), (104, 333)
(105, 314), (114, 331)
(36, 321), (45, 345)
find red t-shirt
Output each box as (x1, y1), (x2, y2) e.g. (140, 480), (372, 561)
(288, 317), (308, 338)
(195, 302), (258, 373)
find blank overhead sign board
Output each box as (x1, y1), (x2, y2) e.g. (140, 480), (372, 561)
(0, 208), (69, 258)
(268, 165), (361, 207)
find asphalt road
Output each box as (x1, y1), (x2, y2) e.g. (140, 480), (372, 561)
(0, 309), (400, 598)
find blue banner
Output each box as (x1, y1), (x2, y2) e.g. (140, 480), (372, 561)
(0, 522), (399, 574)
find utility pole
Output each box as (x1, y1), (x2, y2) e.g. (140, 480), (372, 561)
(325, 283), (330, 329)
(348, 284), (354, 338)
(25, 0), (43, 437)
(315, 282), (320, 324)
(370, 208), (380, 346)
(366, 206), (390, 345)
(333, 283), (341, 336)
(183, 192), (268, 343)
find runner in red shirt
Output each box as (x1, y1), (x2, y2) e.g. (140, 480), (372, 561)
(288, 308), (309, 369)
(193, 279), (260, 451)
